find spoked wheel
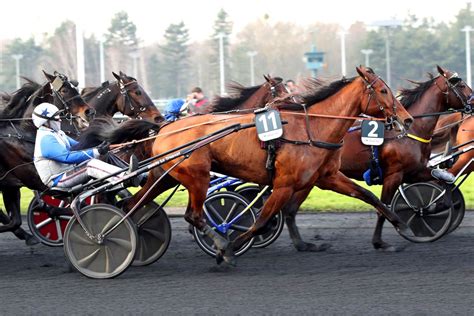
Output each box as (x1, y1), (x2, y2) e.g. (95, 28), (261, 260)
(193, 191), (256, 257)
(64, 204), (137, 279)
(131, 201), (172, 266)
(446, 187), (465, 234)
(27, 194), (72, 247)
(235, 186), (284, 248)
(391, 182), (452, 243)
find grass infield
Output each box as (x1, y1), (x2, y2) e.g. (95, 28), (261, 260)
(2, 176), (473, 214)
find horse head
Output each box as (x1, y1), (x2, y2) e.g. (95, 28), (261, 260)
(42, 70), (94, 130)
(112, 71), (164, 123)
(436, 65), (473, 113)
(356, 66), (413, 129)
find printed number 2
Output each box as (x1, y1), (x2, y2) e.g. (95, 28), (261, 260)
(258, 112), (277, 132)
(368, 121), (379, 137)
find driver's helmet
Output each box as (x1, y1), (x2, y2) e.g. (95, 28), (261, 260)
(32, 103), (61, 128)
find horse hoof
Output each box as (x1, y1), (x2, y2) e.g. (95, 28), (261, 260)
(223, 255), (237, 267)
(296, 242), (331, 252)
(215, 250), (224, 265)
(25, 235), (39, 246)
(373, 241), (396, 252)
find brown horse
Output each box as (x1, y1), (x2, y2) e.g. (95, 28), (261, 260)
(0, 71), (92, 244)
(81, 71), (163, 123)
(119, 66), (412, 264)
(448, 113), (474, 176)
(339, 66), (472, 250)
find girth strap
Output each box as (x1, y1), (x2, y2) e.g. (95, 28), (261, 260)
(279, 138), (343, 149)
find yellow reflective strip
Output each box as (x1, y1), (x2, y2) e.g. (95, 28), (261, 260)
(407, 133), (432, 143)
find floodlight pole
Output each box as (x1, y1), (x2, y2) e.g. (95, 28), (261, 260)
(339, 30), (348, 76)
(12, 54), (23, 89)
(360, 49), (374, 68)
(217, 33), (226, 95)
(247, 51), (258, 86)
(461, 26), (472, 87)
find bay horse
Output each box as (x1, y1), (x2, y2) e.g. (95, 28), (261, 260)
(448, 110), (473, 176)
(81, 71), (163, 123)
(116, 66), (413, 264)
(0, 71), (92, 244)
(339, 66), (472, 250)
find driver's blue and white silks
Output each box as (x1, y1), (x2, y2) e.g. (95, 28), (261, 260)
(33, 126), (97, 187)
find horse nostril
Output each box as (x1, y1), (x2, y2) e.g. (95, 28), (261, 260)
(404, 118), (414, 128)
(85, 108), (96, 118)
(154, 116), (164, 123)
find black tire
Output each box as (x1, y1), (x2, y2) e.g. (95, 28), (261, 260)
(131, 201), (172, 266)
(27, 194), (72, 247)
(235, 185), (284, 248)
(63, 204), (137, 279)
(193, 191), (255, 257)
(391, 182), (452, 243)
(446, 187), (466, 234)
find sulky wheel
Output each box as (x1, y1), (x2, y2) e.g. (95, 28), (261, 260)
(235, 185), (284, 248)
(131, 201), (172, 266)
(63, 204), (137, 279)
(27, 194), (72, 247)
(446, 187), (466, 234)
(193, 191), (256, 257)
(391, 182), (452, 243)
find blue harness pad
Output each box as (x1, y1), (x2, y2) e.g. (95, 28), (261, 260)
(363, 146), (383, 186)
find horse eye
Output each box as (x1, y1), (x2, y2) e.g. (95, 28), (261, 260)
(380, 89), (388, 94)
(136, 90), (142, 96)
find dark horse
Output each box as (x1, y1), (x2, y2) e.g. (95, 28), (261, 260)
(339, 66), (472, 250)
(112, 66), (413, 264)
(0, 71), (92, 244)
(81, 71), (163, 123)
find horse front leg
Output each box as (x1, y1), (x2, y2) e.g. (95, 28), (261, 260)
(283, 188), (332, 252)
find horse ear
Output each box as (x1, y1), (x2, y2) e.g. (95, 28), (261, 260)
(437, 65), (446, 77)
(119, 71), (126, 77)
(356, 66), (366, 80)
(42, 70), (55, 82)
(263, 74), (270, 82)
(112, 72), (121, 81)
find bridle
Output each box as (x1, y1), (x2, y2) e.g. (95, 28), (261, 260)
(118, 79), (149, 119)
(435, 72), (472, 114)
(50, 73), (85, 122)
(362, 76), (398, 126)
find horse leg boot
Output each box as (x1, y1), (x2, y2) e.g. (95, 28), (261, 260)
(316, 172), (409, 236)
(283, 188), (332, 252)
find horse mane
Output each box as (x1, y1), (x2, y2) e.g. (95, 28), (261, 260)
(209, 77), (283, 113)
(0, 78), (41, 120)
(209, 83), (262, 112)
(279, 77), (356, 111)
(72, 117), (117, 149)
(398, 74), (436, 109)
(72, 117), (162, 150)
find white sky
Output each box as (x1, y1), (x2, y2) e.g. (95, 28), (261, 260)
(0, 0), (473, 43)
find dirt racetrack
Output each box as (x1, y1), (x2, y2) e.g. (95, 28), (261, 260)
(1, 212), (473, 315)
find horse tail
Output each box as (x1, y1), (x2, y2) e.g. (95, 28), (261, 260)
(102, 119), (161, 145)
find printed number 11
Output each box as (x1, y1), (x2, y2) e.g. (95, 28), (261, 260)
(258, 112), (277, 132)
